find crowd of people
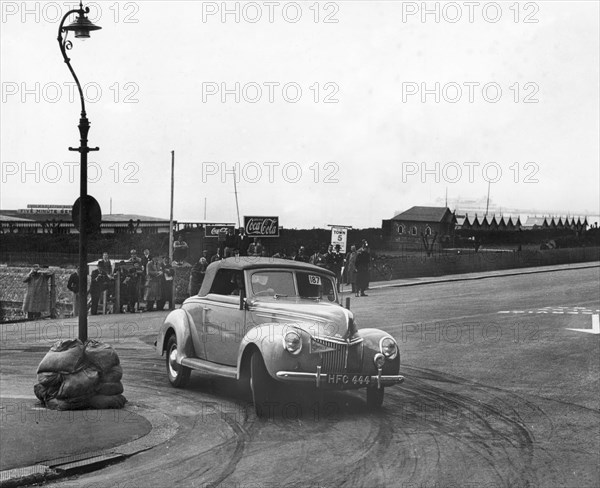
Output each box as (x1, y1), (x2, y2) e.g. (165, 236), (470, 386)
(28, 230), (372, 319)
(67, 248), (175, 316)
(187, 237), (372, 298)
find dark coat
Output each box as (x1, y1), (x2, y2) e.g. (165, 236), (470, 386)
(144, 260), (162, 301)
(346, 251), (357, 284)
(355, 251), (370, 290)
(23, 271), (50, 313)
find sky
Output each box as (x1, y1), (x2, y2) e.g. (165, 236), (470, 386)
(1, 1), (599, 228)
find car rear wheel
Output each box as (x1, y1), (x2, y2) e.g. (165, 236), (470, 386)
(366, 386), (384, 409)
(250, 351), (276, 418)
(166, 335), (190, 388)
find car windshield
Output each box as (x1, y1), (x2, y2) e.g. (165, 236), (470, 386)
(250, 270), (336, 301)
(296, 271), (336, 301)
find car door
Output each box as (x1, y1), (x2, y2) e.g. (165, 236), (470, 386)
(202, 269), (247, 366)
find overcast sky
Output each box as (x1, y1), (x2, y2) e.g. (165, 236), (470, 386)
(1, 1), (599, 228)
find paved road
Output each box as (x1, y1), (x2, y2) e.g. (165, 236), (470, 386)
(2, 266), (599, 488)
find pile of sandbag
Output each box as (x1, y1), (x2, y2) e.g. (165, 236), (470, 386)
(34, 339), (126, 410)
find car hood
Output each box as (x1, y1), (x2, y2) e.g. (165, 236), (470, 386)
(247, 297), (357, 341)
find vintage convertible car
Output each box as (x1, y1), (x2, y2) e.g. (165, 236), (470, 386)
(156, 257), (403, 416)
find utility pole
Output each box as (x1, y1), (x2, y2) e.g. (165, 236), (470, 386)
(169, 150), (174, 262)
(233, 168), (241, 228)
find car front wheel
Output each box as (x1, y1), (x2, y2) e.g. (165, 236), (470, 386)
(250, 351), (276, 418)
(366, 386), (384, 409)
(166, 335), (190, 388)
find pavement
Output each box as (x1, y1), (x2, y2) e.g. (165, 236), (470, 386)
(0, 260), (598, 488)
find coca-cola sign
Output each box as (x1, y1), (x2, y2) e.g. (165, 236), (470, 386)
(205, 224), (235, 238)
(244, 216), (279, 237)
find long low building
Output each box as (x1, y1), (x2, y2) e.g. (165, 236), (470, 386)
(0, 205), (173, 234)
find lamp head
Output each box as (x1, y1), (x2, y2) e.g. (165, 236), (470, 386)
(63, 3), (101, 39)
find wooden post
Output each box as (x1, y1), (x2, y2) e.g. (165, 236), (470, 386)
(115, 268), (121, 313)
(49, 274), (57, 319)
(170, 276), (176, 310)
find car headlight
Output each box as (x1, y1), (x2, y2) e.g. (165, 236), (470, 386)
(283, 331), (302, 355)
(374, 353), (385, 368)
(380, 337), (398, 360)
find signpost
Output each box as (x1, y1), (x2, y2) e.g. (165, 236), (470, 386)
(328, 224), (352, 253)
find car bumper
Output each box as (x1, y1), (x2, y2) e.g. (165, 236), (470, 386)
(276, 366), (404, 389)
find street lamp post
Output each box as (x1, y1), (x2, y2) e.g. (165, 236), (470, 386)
(57, 2), (101, 341)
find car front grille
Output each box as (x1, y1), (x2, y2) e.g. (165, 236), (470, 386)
(311, 337), (362, 373)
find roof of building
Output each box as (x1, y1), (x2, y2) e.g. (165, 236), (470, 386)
(392, 206), (453, 222)
(101, 214), (170, 222)
(0, 210), (170, 223)
(0, 214), (35, 222)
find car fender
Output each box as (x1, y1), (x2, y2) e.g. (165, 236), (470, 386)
(356, 327), (401, 373)
(237, 322), (301, 379)
(156, 308), (198, 364)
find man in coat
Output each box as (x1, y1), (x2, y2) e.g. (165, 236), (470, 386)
(173, 236), (188, 264)
(157, 256), (175, 310)
(345, 245), (358, 294)
(126, 249), (143, 312)
(355, 244), (370, 297)
(189, 253), (209, 296)
(22, 264), (51, 319)
(144, 255), (163, 311)
(67, 270), (80, 317)
(97, 252), (114, 300)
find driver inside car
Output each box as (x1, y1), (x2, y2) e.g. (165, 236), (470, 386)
(230, 272), (245, 296)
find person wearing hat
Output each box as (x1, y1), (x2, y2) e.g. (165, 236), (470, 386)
(295, 246), (309, 263)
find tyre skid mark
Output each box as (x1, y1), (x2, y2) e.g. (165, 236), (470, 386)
(393, 376), (538, 486)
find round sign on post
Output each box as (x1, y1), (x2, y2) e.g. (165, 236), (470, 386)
(72, 195), (102, 233)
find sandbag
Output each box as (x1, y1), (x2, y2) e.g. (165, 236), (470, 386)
(96, 381), (124, 396)
(45, 396), (91, 411)
(37, 339), (84, 374)
(88, 394), (127, 409)
(56, 367), (100, 399)
(37, 372), (62, 387)
(84, 340), (120, 372)
(34, 382), (60, 402)
(102, 364), (123, 383)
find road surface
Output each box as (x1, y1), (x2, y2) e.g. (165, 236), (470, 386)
(2, 266), (598, 488)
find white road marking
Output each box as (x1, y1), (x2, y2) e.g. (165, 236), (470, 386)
(499, 306), (597, 315)
(566, 314), (600, 335)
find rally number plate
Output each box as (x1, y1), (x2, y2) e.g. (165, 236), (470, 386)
(327, 373), (371, 386)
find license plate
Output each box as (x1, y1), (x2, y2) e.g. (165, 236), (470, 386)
(326, 373), (371, 385)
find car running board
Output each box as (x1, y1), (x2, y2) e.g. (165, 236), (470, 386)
(180, 357), (238, 379)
